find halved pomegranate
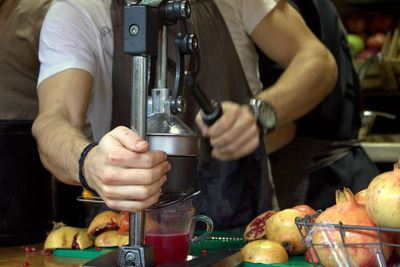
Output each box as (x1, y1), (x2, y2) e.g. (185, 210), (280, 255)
(44, 225), (93, 250)
(88, 210), (120, 237)
(243, 210), (275, 241)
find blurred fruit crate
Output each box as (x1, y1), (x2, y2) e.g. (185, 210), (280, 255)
(384, 20), (400, 90)
(355, 28), (394, 90)
(355, 58), (383, 90)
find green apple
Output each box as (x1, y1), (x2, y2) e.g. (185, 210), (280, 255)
(347, 34), (365, 58)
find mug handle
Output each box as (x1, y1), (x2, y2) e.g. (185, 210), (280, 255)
(189, 215), (214, 244)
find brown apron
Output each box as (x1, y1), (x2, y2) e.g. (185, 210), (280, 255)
(111, 0), (272, 231)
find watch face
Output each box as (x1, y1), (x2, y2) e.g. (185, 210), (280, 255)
(259, 102), (277, 130)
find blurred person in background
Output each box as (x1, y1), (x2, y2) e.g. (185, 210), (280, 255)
(0, 0), (85, 246)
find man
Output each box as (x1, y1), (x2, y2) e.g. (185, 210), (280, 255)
(33, 0), (337, 230)
(258, 0), (380, 210)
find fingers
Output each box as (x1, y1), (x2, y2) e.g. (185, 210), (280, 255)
(201, 102), (261, 161)
(84, 126), (171, 212)
(109, 126), (149, 152)
(99, 127), (168, 168)
(206, 102), (242, 138)
(102, 147), (168, 169)
(92, 153), (169, 212)
(195, 102), (241, 137)
(195, 111), (208, 135)
(101, 176), (166, 201)
(209, 105), (256, 149)
(101, 178), (166, 212)
(212, 134), (260, 160)
(100, 161), (171, 186)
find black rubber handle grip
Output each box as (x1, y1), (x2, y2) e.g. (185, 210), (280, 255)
(192, 84), (223, 126)
(201, 101), (223, 126)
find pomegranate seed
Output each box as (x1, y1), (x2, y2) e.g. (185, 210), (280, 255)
(24, 246), (36, 253)
(23, 262), (30, 266)
(40, 249), (52, 256)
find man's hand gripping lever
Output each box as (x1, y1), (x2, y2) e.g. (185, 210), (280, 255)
(183, 33), (223, 126)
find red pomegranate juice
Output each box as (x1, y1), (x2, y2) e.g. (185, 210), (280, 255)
(145, 233), (190, 263)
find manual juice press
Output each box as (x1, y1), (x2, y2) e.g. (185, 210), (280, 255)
(82, 0), (222, 266)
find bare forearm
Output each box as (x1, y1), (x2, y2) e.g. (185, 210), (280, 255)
(32, 113), (89, 186)
(258, 47), (337, 127)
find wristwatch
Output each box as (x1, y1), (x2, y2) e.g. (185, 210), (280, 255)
(248, 98), (277, 135)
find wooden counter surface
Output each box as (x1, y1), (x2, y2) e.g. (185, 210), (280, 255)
(0, 242), (89, 267)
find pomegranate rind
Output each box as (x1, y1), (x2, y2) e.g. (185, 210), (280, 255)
(312, 188), (394, 267)
(241, 240), (289, 264)
(88, 210), (120, 237)
(265, 208), (306, 255)
(44, 226), (93, 250)
(394, 233), (400, 258)
(94, 230), (125, 247)
(243, 210), (275, 241)
(118, 234), (129, 248)
(117, 211), (130, 234)
(355, 189), (367, 205)
(365, 165), (400, 228)
(292, 205), (317, 216)
(305, 249), (319, 264)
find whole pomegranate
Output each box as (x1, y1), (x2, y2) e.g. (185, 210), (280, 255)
(345, 13), (368, 33)
(312, 188), (393, 267)
(265, 205), (316, 255)
(369, 16), (393, 34)
(366, 33), (386, 50)
(243, 210), (275, 241)
(292, 204), (317, 215)
(241, 240), (289, 264)
(365, 164), (400, 228)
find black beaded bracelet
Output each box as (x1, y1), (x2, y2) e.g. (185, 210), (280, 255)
(78, 142), (98, 194)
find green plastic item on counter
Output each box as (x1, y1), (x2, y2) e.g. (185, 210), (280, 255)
(190, 230), (246, 256)
(53, 247), (116, 259)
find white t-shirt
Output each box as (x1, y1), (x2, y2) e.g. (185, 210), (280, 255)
(38, 0), (278, 140)
(215, 0), (279, 96)
(38, 0), (113, 141)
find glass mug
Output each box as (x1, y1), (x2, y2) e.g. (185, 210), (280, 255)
(145, 198), (213, 264)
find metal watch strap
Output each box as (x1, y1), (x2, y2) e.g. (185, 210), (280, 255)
(248, 98), (277, 135)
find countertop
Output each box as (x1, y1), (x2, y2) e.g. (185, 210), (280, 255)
(0, 242), (88, 267)
(0, 231), (246, 267)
